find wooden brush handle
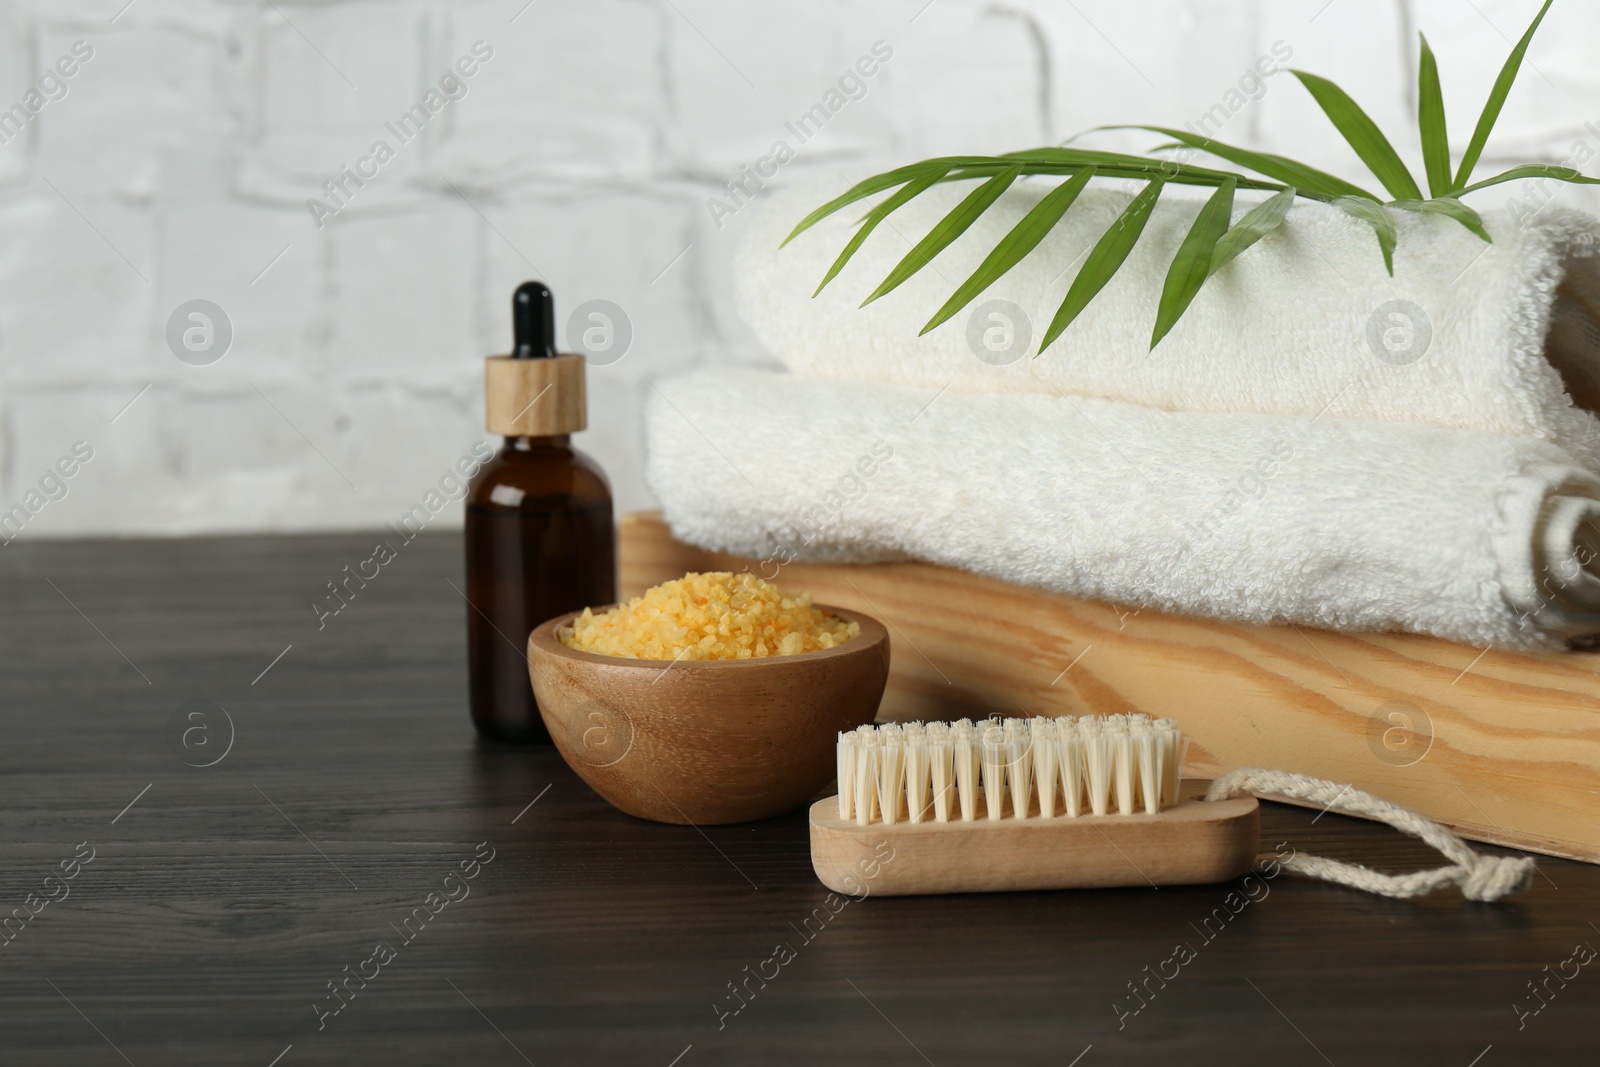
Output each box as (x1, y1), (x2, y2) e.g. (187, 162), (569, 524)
(809, 780), (1259, 896)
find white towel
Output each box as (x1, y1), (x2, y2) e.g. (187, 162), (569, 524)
(737, 178), (1600, 467)
(646, 367), (1600, 650)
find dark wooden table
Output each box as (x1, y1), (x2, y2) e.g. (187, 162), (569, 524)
(2, 532), (1596, 1066)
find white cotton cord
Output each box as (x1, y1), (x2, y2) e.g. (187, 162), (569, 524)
(1206, 768), (1536, 903)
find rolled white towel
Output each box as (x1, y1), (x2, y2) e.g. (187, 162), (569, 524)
(736, 177), (1600, 467)
(646, 367), (1600, 650)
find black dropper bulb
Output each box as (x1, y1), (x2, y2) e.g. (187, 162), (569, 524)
(512, 281), (556, 360)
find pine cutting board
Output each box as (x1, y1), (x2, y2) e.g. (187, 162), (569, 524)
(618, 510), (1600, 864)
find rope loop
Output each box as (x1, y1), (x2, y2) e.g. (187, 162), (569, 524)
(1206, 768), (1535, 903)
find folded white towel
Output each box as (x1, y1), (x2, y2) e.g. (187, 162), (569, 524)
(647, 368), (1600, 650)
(737, 178), (1600, 467)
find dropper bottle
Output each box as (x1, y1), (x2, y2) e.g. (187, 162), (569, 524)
(465, 281), (616, 742)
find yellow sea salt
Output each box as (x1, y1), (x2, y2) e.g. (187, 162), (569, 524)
(559, 571), (859, 661)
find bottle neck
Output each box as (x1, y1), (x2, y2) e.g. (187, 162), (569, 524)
(506, 434), (571, 451)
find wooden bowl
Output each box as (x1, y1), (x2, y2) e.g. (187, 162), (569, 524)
(527, 606), (889, 825)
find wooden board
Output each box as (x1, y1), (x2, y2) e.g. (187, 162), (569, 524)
(620, 510), (1600, 864)
(810, 780), (1259, 895)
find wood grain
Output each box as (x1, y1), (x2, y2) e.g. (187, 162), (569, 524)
(3, 529), (1600, 1065)
(484, 354), (586, 435)
(810, 781), (1259, 895)
(527, 608), (889, 824)
(620, 510), (1600, 864)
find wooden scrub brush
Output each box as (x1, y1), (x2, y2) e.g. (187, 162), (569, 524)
(810, 714), (1536, 902)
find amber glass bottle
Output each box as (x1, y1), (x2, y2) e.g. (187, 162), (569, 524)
(465, 283), (616, 742)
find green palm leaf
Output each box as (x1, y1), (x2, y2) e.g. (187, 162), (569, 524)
(1004, 161), (1277, 192)
(1002, 147), (1248, 184)
(861, 164), (1024, 307)
(1453, 0), (1555, 191)
(920, 168), (1096, 335)
(1333, 197), (1397, 275)
(813, 167), (951, 296)
(1104, 125), (1378, 201)
(782, 157), (1000, 246)
(790, 1), (1574, 360)
(1393, 198), (1491, 243)
(1291, 70), (1423, 201)
(1209, 187), (1297, 275)
(1151, 179), (1235, 349)
(1453, 163), (1600, 197)
(1040, 179), (1165, 352)
(920, 158), (1248, 191)
(1417, 34), (1451, 198)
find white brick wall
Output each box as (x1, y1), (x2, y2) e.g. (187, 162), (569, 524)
(0, 0), (1594, 538)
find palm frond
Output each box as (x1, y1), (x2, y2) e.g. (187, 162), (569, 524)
(1417, 34), (1451, 198)
(861, 165), (1023, 306)
(1453, 163), (1600, 197)
(784, 157), (995, 246)
(1453, 0), (1555, 191)
(1208, 187), (1296, 276)
(788, 0), (1584, 353)
(814, 167), (951, 296)
(1290, 70), (1422, 201)
(1333, 197), (1398, 275)
(1152, 179), (1235, 349)
(1100, 126), (1377, 201)
(1040, 179), (1165, 352)
(921, 168), (1096, 335)
(1393, 198), (1491, 243)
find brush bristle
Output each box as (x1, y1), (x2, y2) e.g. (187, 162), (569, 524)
(835, 714), (1186, 824)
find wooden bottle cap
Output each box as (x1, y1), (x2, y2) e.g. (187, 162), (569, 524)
(485, 354), (587, 436)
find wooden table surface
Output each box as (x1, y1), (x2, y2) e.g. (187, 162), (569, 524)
(2, 531), (1596, 1066)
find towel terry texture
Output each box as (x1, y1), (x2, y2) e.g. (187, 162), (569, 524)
(647, 369), (1600, 649)
(643, 175), (1600, 648)
(736, 179), (1600, 467)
